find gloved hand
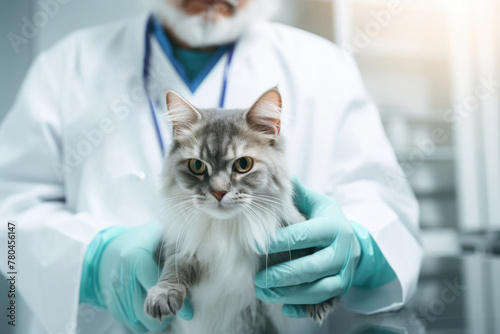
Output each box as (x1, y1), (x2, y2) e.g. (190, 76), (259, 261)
(254, 178), (396, 318)
(79, 222), (194, 332)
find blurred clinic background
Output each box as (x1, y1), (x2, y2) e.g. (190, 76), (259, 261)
(0, 0), (499, 332)
(2, 0), (499, 255)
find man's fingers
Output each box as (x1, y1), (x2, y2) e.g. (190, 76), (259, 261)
(111, 298), (149, 333)
(263, 217), (335, 254)
(135, 250), (161, 290)
(255, 246), (345, 288)
(282, 304), (307, 318)
(177, 296), (194, 320)
(291, 177), (312, 216)
(255, 275), (343, 305)
(291, 177), (335, 216)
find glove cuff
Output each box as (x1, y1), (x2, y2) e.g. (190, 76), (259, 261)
(79, 226), (127, 307)
(349, 221), (397, 289)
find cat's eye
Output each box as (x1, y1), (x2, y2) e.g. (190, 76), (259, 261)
(188, 159), (207, 175)
(234, 157), (254, 173)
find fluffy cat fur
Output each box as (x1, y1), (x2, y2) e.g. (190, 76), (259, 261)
(144, 88), (334, 333)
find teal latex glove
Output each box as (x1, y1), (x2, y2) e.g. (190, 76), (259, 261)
(79, 222), (194, 332)
(254, 178), (396, 318)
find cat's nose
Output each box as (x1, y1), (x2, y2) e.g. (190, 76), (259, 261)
(211, 191), (227, 201)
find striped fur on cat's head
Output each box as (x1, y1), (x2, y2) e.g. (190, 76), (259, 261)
(160, 88), (295, 253)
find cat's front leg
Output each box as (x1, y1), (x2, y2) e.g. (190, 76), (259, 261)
(144, 247), (199, 321)
(286, 206), (336, 324)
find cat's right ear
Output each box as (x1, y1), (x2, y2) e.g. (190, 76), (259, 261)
(165, 90), (201, 135)
(245, 87), (282, 136)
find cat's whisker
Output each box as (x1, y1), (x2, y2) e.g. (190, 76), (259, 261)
(243, 204), (276, 248)
(241, 204), (265, 231)
(161, 201), (193, 220)
(241, 205), (268, 241)
(248, 199), (294, 282)
(157, 204), (192, 258)
(160, 195), (196, 206)
(174, 206), (200, 282)
(182, 212), (203, 263)
(157, 195), (196, 218)
(250, 200), (285, 218)
(156, 201), (195, 278)
(240, 205), (271, 285)
(158, 199), (197, 266)
(251, 197), (287, 213)
(246, 203), (284, 262)
(159, 201), (195, 236)
(254, 193), (287, 201)
(247, 201), (280, 221)
(253, 193), (288, 204)
(173, 210), (193, 282)
(247, 193), (287, 211)
(241, 204), (274, 288)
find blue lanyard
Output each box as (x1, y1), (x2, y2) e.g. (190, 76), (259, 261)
(142, 15), (236, 156)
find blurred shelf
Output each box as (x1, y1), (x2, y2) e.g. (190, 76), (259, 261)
(421, 228), (460, 256)
(350, 0), (452, 67)
(460, 231), (500, 255)
(357, 56), (452, 111)
(356, 46), (449, 62)
(351, 0), (457, 12)
(381, 108), (453, 123)
(273, 0), (334, 41)
(395, 146), (455, 161)
(414, 188), (455, 199)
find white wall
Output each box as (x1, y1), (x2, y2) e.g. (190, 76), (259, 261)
(0, 0), (34, 122)
(0, 0), (147, 122)
(33, 0), (147, 55)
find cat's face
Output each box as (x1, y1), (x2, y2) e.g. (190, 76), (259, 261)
(162, 88), (287, 220)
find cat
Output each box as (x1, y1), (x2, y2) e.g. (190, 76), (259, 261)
(144, 88), (335, 333)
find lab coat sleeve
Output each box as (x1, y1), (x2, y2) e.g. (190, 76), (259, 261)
(0, 52), (113, 333)
(326, 55), (423, 314)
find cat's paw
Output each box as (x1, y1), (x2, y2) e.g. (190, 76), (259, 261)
(144, 282), (187, 321)
(306, 298), (335, 325)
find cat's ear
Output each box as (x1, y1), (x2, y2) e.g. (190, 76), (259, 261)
(245, 87), (282, 135)
(165, 90), (201, 135)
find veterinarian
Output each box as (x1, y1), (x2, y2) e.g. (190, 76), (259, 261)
(0, 0), (422, 333)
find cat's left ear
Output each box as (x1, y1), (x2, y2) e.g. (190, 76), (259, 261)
(245, 87), (282, 135)
(165, 90), (202, 135)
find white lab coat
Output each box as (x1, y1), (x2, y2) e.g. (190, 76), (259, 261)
(0, 14), (422, 334)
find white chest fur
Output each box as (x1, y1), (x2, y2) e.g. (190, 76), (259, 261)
(171, 235), (261, 334)
(160, 198), (300, 334)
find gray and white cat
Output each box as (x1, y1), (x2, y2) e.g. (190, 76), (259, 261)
(144, 88), (334, 333)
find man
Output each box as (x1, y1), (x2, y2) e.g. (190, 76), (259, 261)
(0, 0), (422, 333)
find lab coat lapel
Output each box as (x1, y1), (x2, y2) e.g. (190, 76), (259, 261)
(148, 34), (229, 109)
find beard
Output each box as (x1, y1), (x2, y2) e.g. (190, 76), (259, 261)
(148, 0), (279, 48)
